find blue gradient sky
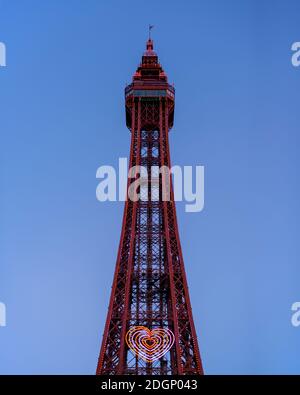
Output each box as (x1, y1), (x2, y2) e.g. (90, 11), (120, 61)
(1, 0), (300, 374)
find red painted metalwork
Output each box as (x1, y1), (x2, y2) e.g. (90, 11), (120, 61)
(96, 39), (204, 375)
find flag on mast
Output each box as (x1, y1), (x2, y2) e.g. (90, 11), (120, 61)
(149, 24), (154, 39)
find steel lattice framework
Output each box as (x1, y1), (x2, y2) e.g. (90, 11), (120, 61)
(96, 39), (203, 375)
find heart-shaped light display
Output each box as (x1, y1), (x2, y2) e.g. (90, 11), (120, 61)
(125, 326), (175, 363)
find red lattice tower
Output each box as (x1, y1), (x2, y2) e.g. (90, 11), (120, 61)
(96, 39), (204, 375)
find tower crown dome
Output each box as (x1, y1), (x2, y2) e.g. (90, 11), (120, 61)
(141, 38), (159, 67)
(144, 39), (156, 56)
(130, 38), (168, 82)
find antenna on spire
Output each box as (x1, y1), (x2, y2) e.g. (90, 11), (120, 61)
(149, 24), (154, 39)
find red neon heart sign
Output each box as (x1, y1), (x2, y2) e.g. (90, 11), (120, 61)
(125, 326), (175, 363)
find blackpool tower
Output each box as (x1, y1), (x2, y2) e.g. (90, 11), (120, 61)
(96, 38), (203, 375)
